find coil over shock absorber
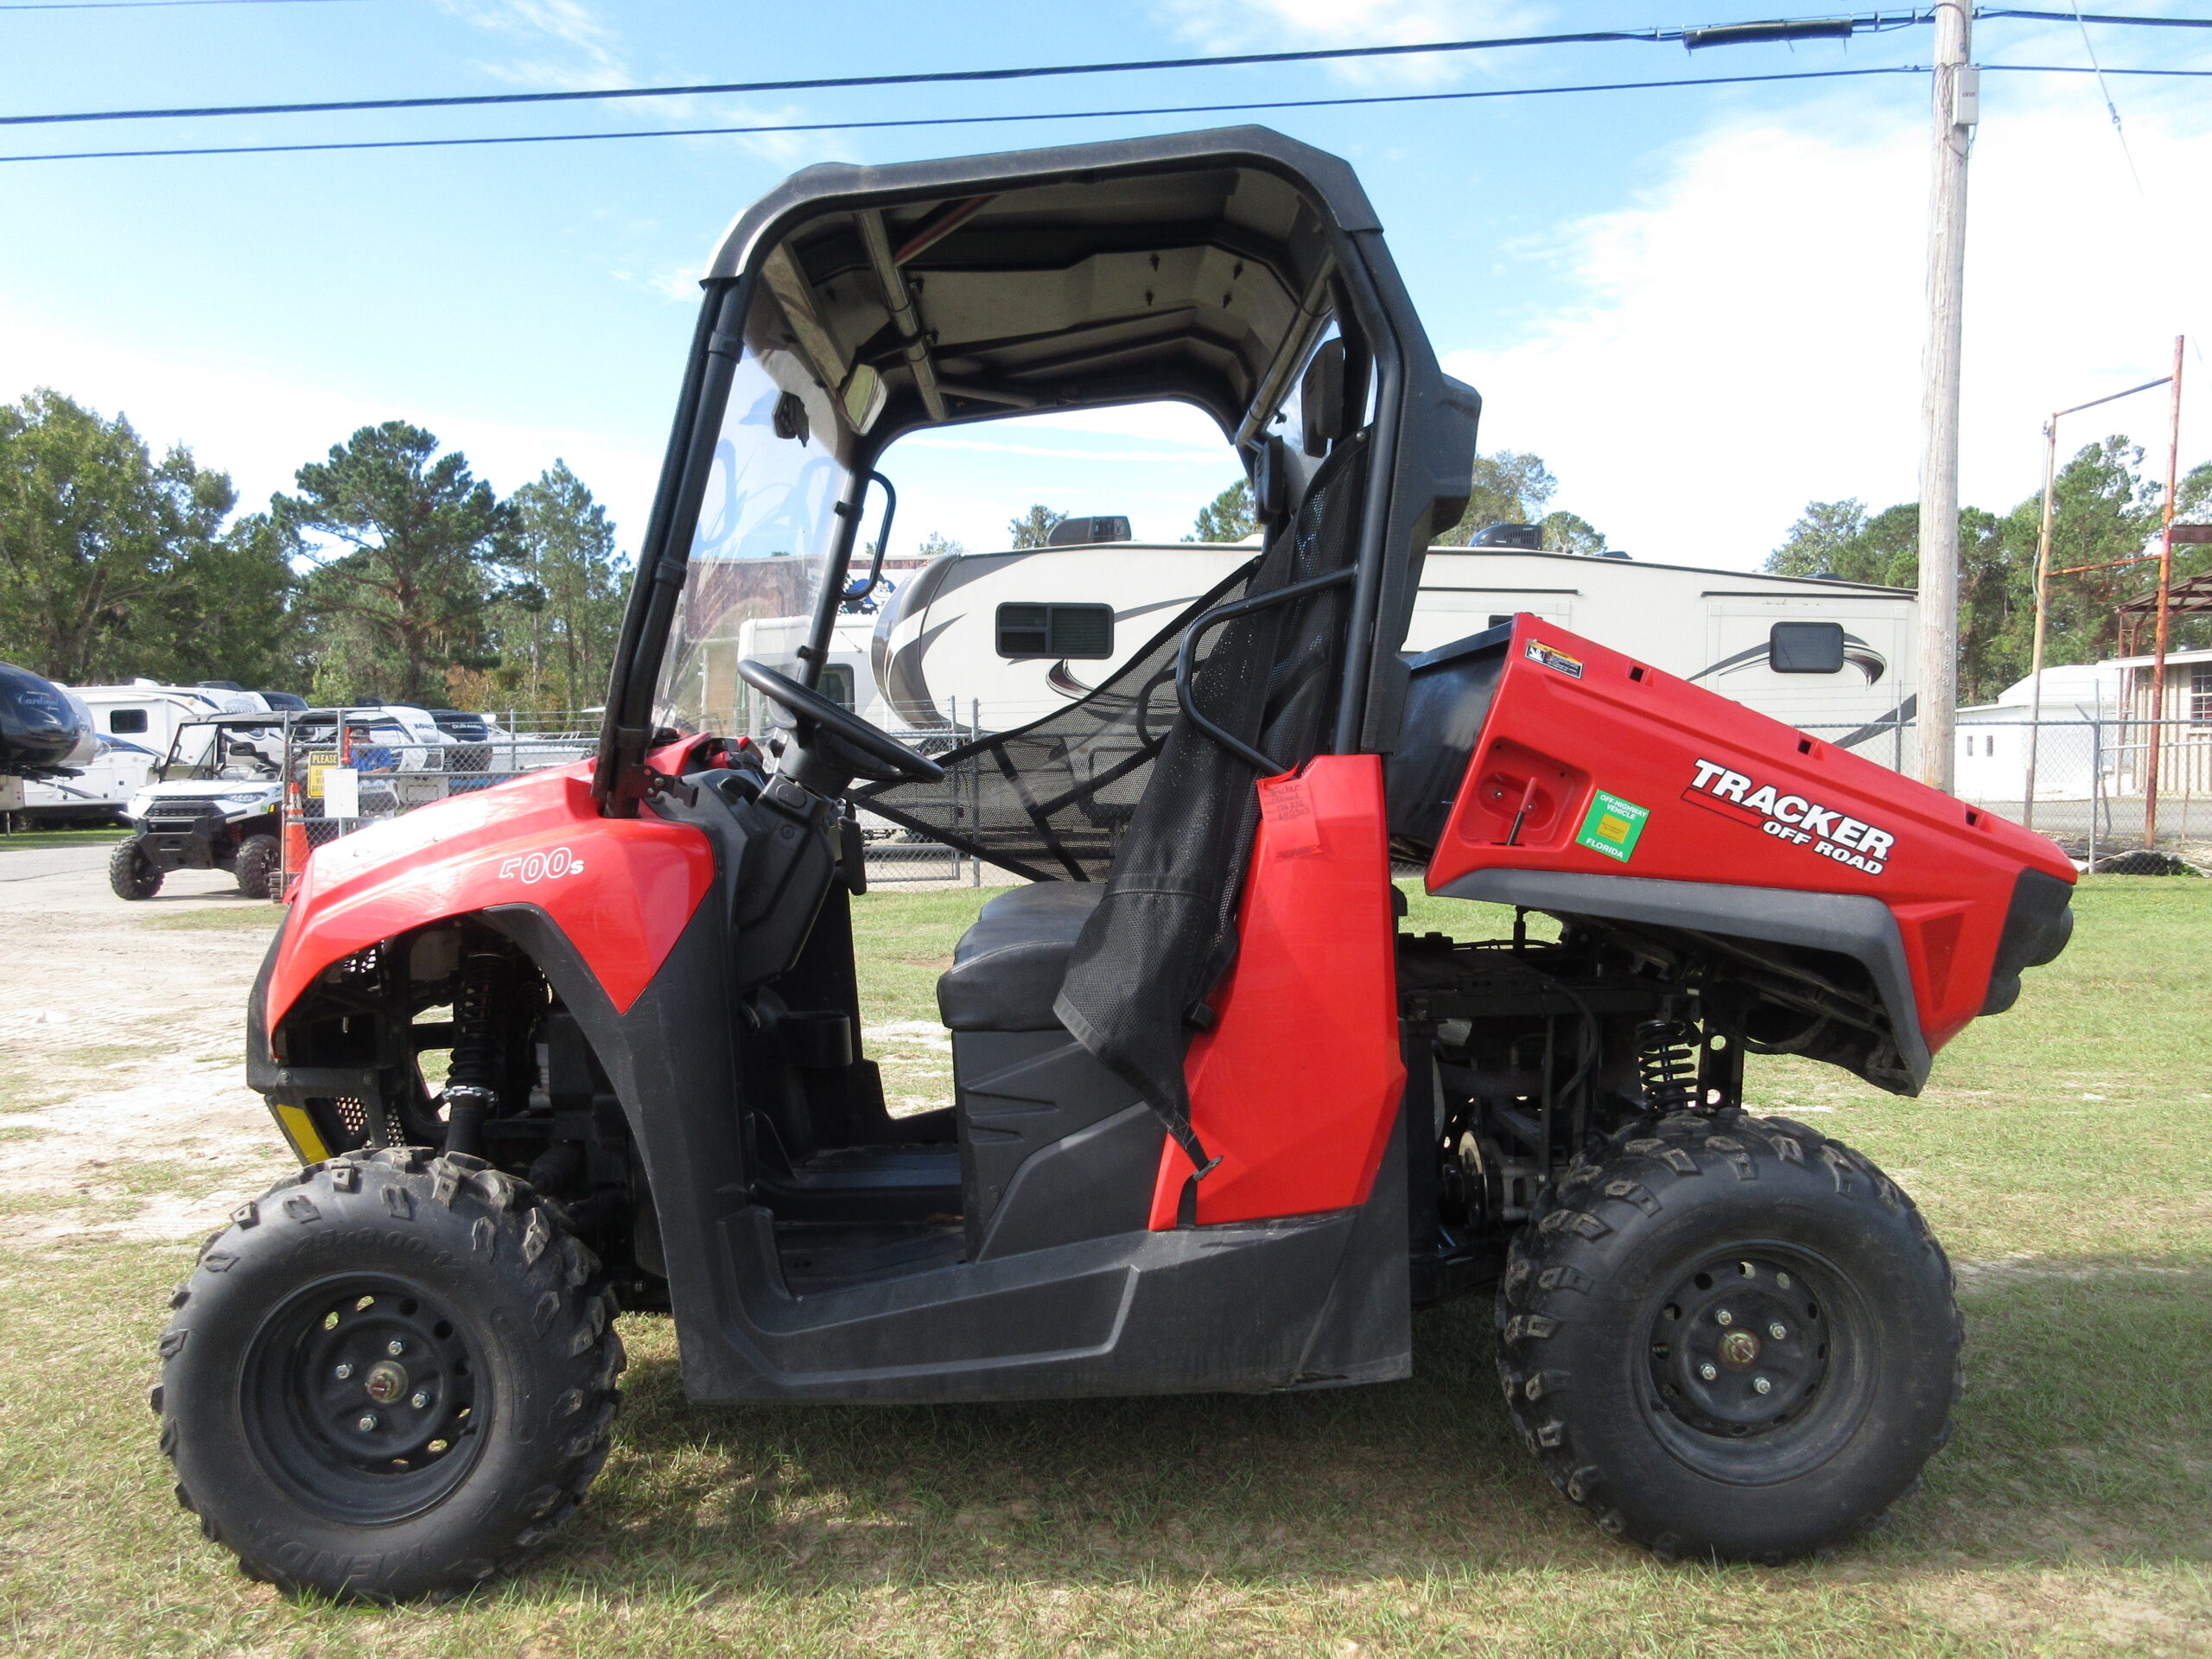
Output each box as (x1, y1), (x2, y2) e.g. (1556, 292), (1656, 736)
(1636, 1017), (1703, 1116)
(441, 950), (506, 1158)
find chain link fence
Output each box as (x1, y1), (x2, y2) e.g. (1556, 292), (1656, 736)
(276, 702), (2212, 895)
(280, 702), (996, 891)
(1800, 715), (2212, 867)
(734, 689), (988, 887)
(279, 710), (600, 889)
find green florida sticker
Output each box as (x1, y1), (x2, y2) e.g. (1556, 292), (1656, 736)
(1575, 789), (1649, 863)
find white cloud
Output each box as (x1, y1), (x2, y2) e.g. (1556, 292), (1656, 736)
(1439, 80), (2212, 570)
(1153, 0), (1552, 86)
(658, 101), (863, 168)
(430, 0), (858, 167)
(0, 302), (663, 545)
(435, 0), (628, 89)
(0, 305), (1230, 563)
(641, 264), (704, 301)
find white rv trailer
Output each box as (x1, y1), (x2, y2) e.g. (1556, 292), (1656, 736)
(15, 680), (273, 822)
(730, 613), (893, 733)
(868, 542), (1920, 758)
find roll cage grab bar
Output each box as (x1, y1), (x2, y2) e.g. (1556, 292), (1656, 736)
(1173, 566), (1357, 776)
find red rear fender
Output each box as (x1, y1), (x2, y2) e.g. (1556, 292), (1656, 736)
(1416, 619), (2076, 1074)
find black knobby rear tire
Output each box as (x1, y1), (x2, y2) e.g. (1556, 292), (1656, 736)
(109, 834), (162, 899)
(234, 832), (280, 899)
(1496, 1110), (1961, 1562)
(153, 1148), (626, 1600)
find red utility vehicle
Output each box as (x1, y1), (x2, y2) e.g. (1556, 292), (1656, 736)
(154, 130), (2075, 1599)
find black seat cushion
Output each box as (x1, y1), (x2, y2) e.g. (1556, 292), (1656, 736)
(938, 883), (1105, 1032)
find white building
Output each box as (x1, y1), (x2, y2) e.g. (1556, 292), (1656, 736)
(1953, 651), (2212, 804)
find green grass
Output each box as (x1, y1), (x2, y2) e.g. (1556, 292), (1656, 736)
(137, 903), (289, 932)
(848, 887), (993, 1115)
(849, 886), (994, 1028)
(2, 879), (2209, 1656)
(0, 824), (129, 852)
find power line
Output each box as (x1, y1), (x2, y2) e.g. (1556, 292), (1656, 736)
(0, 66), (1935, 165)
(1982, 60), (2212, 71)
(16, 60), (2212, 166)
(1979, 7), (2212, 24)
(0, 0), (355, 9)
(2069, 1), (2147, 191)
(10, 6), (2205, 130)
(4, 59), (2203, 163)
(0, 12), (1944, 128)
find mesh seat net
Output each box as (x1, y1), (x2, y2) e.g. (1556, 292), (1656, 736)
(857, 431), (1375, 1169)
(850, 563), (1254, 884)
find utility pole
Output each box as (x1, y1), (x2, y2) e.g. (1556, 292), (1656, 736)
(2019, 370), (2171, 832)
(2144, 334), (2185, 849)
(1916, 1), (1974, 793)
(2023, 416), (2058, 828)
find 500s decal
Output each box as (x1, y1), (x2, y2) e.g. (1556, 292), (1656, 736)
(498, 847), (587, 884)
(1684, 758), (1895, 875)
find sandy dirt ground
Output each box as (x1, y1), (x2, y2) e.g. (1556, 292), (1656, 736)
(0, 846), (295, 1250)
(0, 846), (982, 1249)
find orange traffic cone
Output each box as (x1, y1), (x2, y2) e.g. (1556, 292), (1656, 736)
(281, 780), (310, 903)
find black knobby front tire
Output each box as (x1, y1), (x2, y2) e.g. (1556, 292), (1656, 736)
(109, 834), (162, 899)
(1496, 1110), (1961, 1562)
(153, 1148), (626, 1600)
(234, 832), (281, 899)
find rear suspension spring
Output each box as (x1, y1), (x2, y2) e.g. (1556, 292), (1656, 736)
(1636, 1018), (1702, 1116)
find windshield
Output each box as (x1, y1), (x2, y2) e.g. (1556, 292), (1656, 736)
(652, 308), (854, 734)
(161, 723), (282, 783)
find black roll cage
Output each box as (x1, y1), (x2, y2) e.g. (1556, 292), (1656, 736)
(594, 124), (1477, 817)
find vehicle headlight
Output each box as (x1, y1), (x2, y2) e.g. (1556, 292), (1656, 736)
(124, 793), (154, 820)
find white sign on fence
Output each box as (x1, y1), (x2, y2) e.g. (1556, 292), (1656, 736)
(323, 767), (360, 820)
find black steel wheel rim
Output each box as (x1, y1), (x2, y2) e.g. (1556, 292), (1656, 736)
(242, 1274), (491, 1524)
(1637, 1243), (1876, 1484)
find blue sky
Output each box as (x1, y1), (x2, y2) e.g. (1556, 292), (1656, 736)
(3, 0), (2208, 569)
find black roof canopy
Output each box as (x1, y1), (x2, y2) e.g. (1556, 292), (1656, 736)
(703, 126), (1386, 447)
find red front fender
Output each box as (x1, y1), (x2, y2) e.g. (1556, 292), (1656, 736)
(264, 764), (715, 1048)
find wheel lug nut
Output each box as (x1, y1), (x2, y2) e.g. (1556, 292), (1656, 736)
(357, 1413), (378, 1432)
(334, 1363), (353, 1380)
(1714, 1309), (1732, 1326)
(1769, 1323), (1787, 1340)
(1699, 1363), (1719, 1382)
(410, 1391), (429, 1410)
(1754, 1376), (1772, 1395)
(1776, 1272), (1792, 1289)
(385, 1339), (405, 1357)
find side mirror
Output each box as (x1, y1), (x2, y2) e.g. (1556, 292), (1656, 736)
(1253, 435), (1288, 522)
(840, 363), (887, 434)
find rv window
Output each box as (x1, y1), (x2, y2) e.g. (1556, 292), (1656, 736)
(1770, 621), (1846, 674)
(819, 664), (855, 711)
(109, 709), (149, 734)
(996, 602), (1115, 660)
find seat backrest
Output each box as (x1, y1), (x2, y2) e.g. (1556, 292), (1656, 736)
(1049, 430), (1373, 1161)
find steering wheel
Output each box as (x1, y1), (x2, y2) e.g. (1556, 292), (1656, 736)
(735, 658), (944, 785)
